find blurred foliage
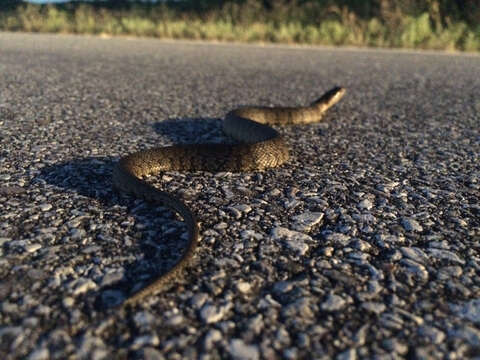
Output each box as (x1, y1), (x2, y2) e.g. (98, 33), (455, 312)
(0, 0), (479, 51)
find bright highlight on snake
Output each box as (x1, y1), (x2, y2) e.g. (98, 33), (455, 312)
(113, 86), (346, 307)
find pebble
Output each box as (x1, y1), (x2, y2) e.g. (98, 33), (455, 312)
(282, 297), (314, 319)
(336, 348), (356, 360)
(233, 204), (252, 213)
(361, 302), (386, 315)
(401, 218), (423, 232)
(166, 314), (184, 326)
(134, 311), (156, 329)
(228, 339), (259, 360)
(236, 281), (251, 294)
(100, 268), (125, 287)
(321, 293), (346, 312)
(382, 338), (408, 355)
(70, 278), (97, 296)
(400, 247), (429, 264)
(449, 325), (480, 347)
(131, 334), (160, 350)
(418, 325), (446, 344)
(450, 299), (480, 323)
(271, 227), (311, 255)
(25, 243), (42, 253)
(241, 230), (263, 240)
(140, 347), (164, 360)
(69, 228), (87, 240)
(38, 203), (53, 212)
(27, 348), (50, 360)
(62, 297), (75, 308)
(358, 199), (373, 210)
(324, 232), (351, 245)
(203, 329), (222, 350)
(292, 211), (324, 232)
(399, 259), (429, 282)
(427, 248), (465, 265)
(200, 303), (230, 324)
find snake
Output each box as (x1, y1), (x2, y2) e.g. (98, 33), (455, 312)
(112, 86), (346, 307)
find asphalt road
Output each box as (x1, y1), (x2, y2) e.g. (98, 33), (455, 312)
(0, 32), (479, 359)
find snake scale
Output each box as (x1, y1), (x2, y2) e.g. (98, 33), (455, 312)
(113, 86), (346, 307)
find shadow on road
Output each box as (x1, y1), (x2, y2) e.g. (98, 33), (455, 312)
(36, 117), (222, 310)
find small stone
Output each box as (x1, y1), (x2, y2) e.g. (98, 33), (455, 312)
(236, 281), (251, 294)
(28, 347), (49, 360)
(401, 218), (423, 232)
(400, 247), (429, 264)
(62, 297), (75, 307)
(437, 266), (463, 280)
(283, 348), (298, 360)
(228, 339), (259, 360)
(427, 248), (465, 265)
(273, 281), (294, 294)
(130, 334), (159, 350)
(361, 302), (386, 314)
(166, 314), (183, 326)
(336, 348), (356, 360)
(380, 313), (404, 330)
(82, 245), (102, 254)
(140, 347), (164, 360)
(100, 269), (125, 287)
(0, 185), (25, 195)
(227, 207), (242, 219)
(70, 228), (86, 241)
(382, 338), (408, 354)
(418, 325), (446, 344)
(39, 203), (52, 212)
(292, 212), (324, 232)
(200, 303), (230, 324)
(449, 325), (480, 347)
(214, 222), (228, 230)
(247, 314), (263, 334)
(71, 278), (97, 296)
(134, 311), (155, 329)
(399, 259), (429, 282)
(25, 243), (42, 253)
(395, 308), (424, 325)
(233, 204), (252, 213)
(350, 239), (371, 252)
(203, 329), (222, 350)
(321, 247), (334, 257)
(1, 302), (19, 313)
(75, 333), (107, 360)
(324, 232), (351, 245)
(321, 293), (346, 312)
(190, 293), (208, 309)
(450, 299), (480, 324)
(358, 199), (373, 210)
(271, 227), (311, 255)
(282, 297), (314, 319)
(241, 230), (263, 240)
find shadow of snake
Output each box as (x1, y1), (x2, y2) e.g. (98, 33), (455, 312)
(113, 86), (346, 307)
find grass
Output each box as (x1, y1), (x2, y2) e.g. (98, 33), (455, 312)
(0, 1), (479, 51)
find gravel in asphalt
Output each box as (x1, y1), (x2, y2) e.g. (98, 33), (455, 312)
(0, 32), (479, 359)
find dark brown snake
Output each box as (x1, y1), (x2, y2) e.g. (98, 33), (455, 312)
(113, 86), (346, 307)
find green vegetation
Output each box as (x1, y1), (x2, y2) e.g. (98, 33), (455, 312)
(0, 0), (479, 51)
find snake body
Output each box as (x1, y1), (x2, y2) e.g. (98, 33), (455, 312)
(113, 86), (345, 307)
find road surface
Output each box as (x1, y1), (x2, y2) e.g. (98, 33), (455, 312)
(0, 32), (479, 359)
